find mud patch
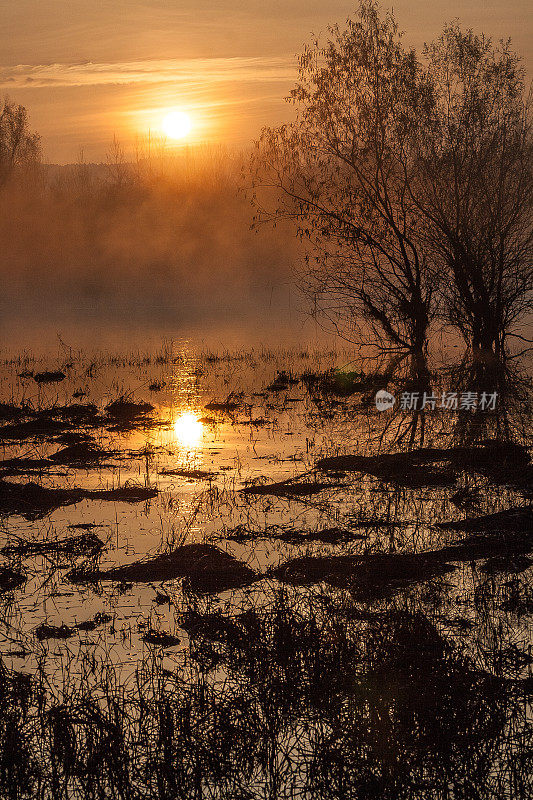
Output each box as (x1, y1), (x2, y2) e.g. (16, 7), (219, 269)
(439, 506), (532, 534)
(0, 418), (73, 441)
(181, 610), (247, 646)
(48, 442), (111, 467)
(33, 371), (66, 384)
(0, 480), (157, 519)
(35, 623), (73, 640)
(67, 543), (258, 594)
(1, 532), (104, 558)
(142, 630), (180, 647)
(159, 468), (216, 480)
(76, 613), (113, 632)
(270, 552), (455, 597)
(316, 442), (531, 489)
(241, 477), (338, 497)
(105, 398), (155, 419)
(0, 565), (26, 592)
(0, 481), (85, 519)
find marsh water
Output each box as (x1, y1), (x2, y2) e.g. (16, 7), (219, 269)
(0, 340), (532, 799)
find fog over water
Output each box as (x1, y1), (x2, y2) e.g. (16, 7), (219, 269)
(0, 152), (315, 353)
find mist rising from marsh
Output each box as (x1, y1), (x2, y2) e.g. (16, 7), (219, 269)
(0, 146), (303, 351)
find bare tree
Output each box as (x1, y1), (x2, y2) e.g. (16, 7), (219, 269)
(414, 25), (533, 361)
(248, 4), (533, 365)
(105, 134), (133, 191)
(248, 2), (436, 360)
(0, 98), (41, 187)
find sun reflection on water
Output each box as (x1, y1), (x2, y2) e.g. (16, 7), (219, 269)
(173, 412), (204, 449)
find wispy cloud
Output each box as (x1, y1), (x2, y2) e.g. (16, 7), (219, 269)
(0, 57), (296, 89)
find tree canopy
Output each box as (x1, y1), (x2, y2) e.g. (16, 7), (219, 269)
(0, 98), (41, 187)
(248, 2), (533, 361)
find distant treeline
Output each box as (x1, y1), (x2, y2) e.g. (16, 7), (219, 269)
(0, 113), (298, 346)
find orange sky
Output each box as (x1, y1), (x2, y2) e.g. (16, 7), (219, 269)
(1, 1), (531, 162)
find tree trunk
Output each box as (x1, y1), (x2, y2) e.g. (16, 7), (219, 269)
(472, 321), (503, 365)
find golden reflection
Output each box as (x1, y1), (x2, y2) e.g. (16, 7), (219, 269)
(173, 412), (203, 449)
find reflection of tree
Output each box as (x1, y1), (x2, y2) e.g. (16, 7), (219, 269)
(449, 354), (533, 448)
(305, 611), (509, 800)
(357, 348), (532, 459)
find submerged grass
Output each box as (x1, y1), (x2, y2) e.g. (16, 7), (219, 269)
(0, 591), (531, 799)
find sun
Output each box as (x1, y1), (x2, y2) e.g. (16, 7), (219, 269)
(173, 412), (203, 448)
(162, 110), (192, 140)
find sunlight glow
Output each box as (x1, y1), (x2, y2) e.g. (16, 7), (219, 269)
(173, 412), (203, 448)
(162, 110), (193, 140)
